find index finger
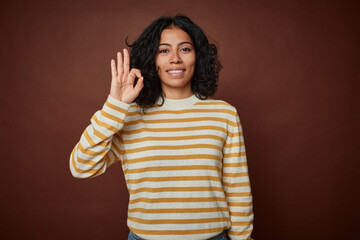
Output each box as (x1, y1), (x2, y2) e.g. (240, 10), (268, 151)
(123, 48), (130, 74)
(129, 68), (142, 79)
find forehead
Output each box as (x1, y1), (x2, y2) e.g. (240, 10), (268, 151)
(159, 27), (193, 44)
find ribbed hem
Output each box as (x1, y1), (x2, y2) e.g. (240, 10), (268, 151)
(107, 95), (131, 110)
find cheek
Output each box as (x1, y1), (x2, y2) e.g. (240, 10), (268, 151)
(154, 55), (160, 69)
(189, 55), (196, 68)
(155, 59), (165, 71)
(189, 59), (196, 73)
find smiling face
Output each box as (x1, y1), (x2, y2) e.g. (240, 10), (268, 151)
(155, 26), (196, 99)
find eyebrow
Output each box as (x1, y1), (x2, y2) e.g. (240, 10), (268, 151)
(158, 41), (193, 47)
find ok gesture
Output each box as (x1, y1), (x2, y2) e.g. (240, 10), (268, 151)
(110, 49), (144, 104)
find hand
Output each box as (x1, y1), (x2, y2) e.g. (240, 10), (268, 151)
(110, 49), (144, 104)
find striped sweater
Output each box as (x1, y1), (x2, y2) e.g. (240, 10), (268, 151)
(70, 94), (253, 240)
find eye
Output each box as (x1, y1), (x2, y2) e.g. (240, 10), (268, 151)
(181, 48), (191, 52)
(159, 49), (168, 53)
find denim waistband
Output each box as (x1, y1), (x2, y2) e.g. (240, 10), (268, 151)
(208, 230), (227, 240)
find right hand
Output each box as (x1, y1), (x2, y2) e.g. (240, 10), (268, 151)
(110, 49), (144, 104)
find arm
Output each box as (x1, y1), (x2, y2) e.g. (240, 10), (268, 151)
(69, 49), (144, 178)
(69, 95), (130, 178)
(222, 109), (254, 239)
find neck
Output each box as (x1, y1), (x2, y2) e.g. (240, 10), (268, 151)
(161, 88), (193, 100)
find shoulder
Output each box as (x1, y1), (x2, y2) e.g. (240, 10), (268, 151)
(195, 97), (238, 115)
(127, 102), (162, 115)
(193, 97), (241, 126)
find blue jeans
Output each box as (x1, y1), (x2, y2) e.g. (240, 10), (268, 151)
(128, 230), (228, 240)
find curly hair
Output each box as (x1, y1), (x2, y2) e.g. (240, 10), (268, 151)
(126, 15), (222, 108)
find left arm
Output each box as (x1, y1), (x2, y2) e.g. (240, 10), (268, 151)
(222, 109), (254, 240)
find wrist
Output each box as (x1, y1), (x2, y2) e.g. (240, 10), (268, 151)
(108, 94), (131, 107)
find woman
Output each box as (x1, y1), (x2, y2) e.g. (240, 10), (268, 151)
(70, 15), (253, 240)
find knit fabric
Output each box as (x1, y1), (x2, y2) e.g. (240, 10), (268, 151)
(70, 94), (253, 240)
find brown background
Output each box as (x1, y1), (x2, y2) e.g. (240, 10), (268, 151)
(1, 0), (359, 239)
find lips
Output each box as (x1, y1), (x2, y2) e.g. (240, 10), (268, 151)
(167, 69), (185, 73)
(166, 68), (185, 77)
(166, 69), (186, 77)
(168, 69), (184, 73)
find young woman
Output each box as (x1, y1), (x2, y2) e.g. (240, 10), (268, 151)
(70, 15), (253, 240)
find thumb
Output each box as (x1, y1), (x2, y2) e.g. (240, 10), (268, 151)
(134, 77), (144, 94)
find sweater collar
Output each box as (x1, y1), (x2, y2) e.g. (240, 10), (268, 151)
(157, 94), (199, 109)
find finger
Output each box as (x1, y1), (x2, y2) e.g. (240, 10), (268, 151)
(117, 52), (123, 75)
(111, 59), (117, 79)
(123, 48), (130, 74)
(129, 68), (142, 83)
(134, 76), (144, 94)
(129, 68), (142, 77)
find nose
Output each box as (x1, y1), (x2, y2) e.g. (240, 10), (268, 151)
(170, 51), (182, 64)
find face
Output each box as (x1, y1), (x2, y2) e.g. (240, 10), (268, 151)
(155, 26), (196, 98)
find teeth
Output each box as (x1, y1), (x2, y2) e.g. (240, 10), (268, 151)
(168, 70), (184, 73)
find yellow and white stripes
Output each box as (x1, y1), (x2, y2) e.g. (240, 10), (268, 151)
(70, 94), (253, 240)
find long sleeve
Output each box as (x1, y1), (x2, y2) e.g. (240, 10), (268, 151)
(222, 109), (254, 240)
(70, 95), (131, 178)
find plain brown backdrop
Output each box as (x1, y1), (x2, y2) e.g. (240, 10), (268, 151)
(1, 0), (359, 239)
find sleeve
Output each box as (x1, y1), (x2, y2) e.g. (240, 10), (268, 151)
(222, 108), (254, 240)
(69, 95), (131, 179)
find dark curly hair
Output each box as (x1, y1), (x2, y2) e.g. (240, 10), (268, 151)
(126, 15), (222, 108)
